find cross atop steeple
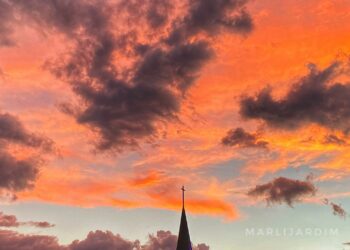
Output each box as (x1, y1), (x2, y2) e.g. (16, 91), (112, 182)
(181, 185), (185, 209)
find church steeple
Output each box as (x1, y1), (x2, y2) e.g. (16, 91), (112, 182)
(176, 186), (192, 250)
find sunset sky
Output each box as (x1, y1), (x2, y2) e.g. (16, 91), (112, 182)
(1, 0), (350, 249)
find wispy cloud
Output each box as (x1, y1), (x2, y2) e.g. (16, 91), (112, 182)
(0, 211), (54, 228)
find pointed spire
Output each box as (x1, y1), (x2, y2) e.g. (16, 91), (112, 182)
(176, 186), (192, 250)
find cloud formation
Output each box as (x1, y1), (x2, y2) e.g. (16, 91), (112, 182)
(26, 221), (55, 228)
(324, 199), (347, 219)
(0, 229), (208, 250)
(167, 0), (253, 44)
(0, 230), (63, 250)
(0, 212), (19, 227)
(248, 176), (317, 206)
(221, 127), (268, 148)
(323, 134), (347, 145)
(330, 202), (347, 218)
(240, 63), (350, 132)
(0, 151), (38, 192)
(0, 113), (53, 151)
(0, 113), (52, 193)
(3, 0), (253, 151)
(142, 230), (209, 250)
(69, 230), (138, 250)
(0, 211), (54, 228)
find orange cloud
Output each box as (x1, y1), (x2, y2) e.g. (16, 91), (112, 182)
(129, 170), (164, 188)
(148, 191), (239, 220)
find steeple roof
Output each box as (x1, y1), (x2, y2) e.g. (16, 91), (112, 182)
(176, 186), (192, 250)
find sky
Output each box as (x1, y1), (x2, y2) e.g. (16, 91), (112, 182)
(0, 0), (350, 249)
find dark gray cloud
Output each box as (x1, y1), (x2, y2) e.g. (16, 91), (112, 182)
(240, 63), (350, 132)
(0, 113), (53, 151)
(0, 112), (53, 193)
(0, 151), (38, 192)
(62, 41), (214, 150)
(221, 127), (268, 148)
(0, 229), (209, 250)
(145, 0), (172, 29)
(330, 202), (347, 218)
(167, 0), (253, 44)
(3, 0), (252, 151)
(46, 1), (215, 151)
(248, 176), (317, 206)
(11, 0), (111, 37)
(324, 199), (347, 219)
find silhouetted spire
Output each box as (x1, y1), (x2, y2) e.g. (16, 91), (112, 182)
(176, 186), (192, 250)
